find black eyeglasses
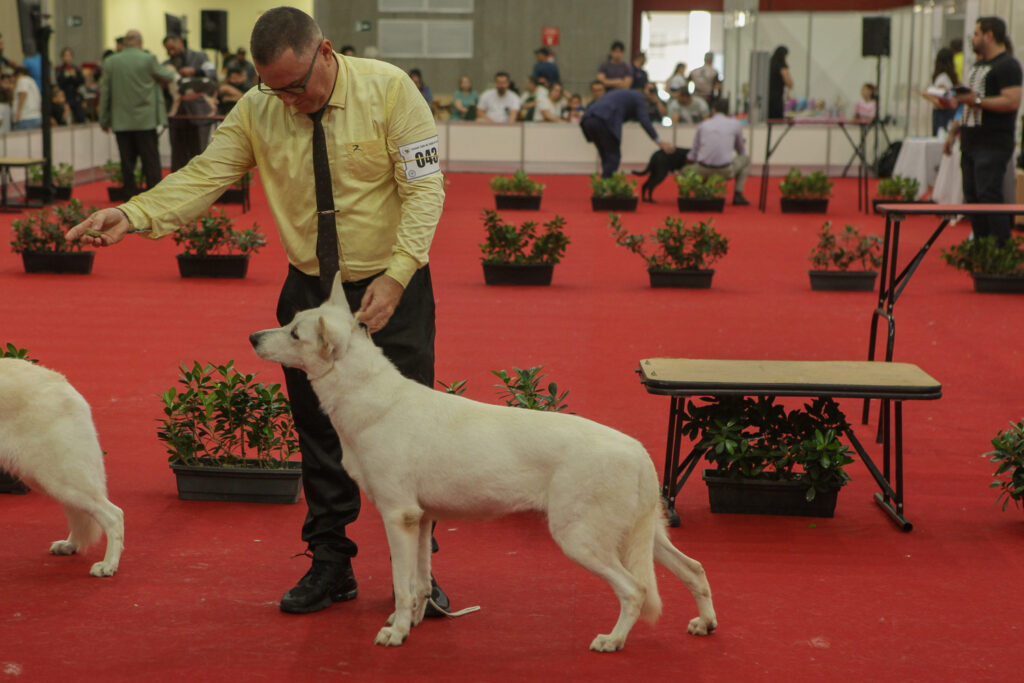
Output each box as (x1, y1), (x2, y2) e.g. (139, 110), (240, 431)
(257, 39), (324, 96)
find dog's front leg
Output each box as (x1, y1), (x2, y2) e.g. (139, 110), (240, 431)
(375, 507), (423, 647)
(411, 518), (434, 625)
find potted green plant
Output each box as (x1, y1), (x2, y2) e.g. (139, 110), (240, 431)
(940, 235), (1024, 293)
(987, 418), (1024, 511)
(779, 168), (833, 213)
(26, 162), (74, 200)
(215, 170), (255, 211)
(0, 343), (38, 494)
(172, 208), (266, 278)
(873, 175), (921, 214)
(807, 221), (882, 291)
(590, 172), (639, 212)
(490, 169), (545, 211)
(439, 365), (570, 413)
(101, 159), (145, 202)
(609, 213), (728, 288)
(478, 209), (569, 285)
(680, 396), (855, 517)
(675, 168), (726, 213)
(158, 361), (302, 503)
(10, 200), (98, 274)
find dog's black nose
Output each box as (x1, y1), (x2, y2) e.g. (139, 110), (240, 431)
(248, 333), (260, 348)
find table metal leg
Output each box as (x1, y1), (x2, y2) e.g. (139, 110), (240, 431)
(662, 397), (685, 526)
(759, 123), (772, 212)
(864, 214), (894, 424)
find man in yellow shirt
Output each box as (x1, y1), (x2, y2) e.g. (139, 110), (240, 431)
(68, 7), (447, 616)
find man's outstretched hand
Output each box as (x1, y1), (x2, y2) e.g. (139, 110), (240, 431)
(65, 208), (133, 248)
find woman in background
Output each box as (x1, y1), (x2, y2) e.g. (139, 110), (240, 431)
(535, 81), (567, 122)
(768, 46), (793, 120)
(667, 62), (688, 92)
(450, 76), (478, 121)
(409, 68), (432, 108)
(921, 47), (958, 135)
(55, 47), (87, 123)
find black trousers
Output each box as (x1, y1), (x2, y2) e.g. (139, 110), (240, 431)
(276, 265), (436, 563)
(169, 122), (212, 172)
(114, 129), (162, 192)
(961, 140), (1014, 245)
(580, 116), (622, 178)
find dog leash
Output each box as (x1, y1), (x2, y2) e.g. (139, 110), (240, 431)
(428, 597), (480, 618)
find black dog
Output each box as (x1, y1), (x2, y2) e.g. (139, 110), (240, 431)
(632, 148), (690, 202)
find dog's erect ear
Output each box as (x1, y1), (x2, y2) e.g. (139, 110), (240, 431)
(317, 315), (345, 359)
(328, 273), (346, 308)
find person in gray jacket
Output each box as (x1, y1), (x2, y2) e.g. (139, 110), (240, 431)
(100, 30), (176, 194)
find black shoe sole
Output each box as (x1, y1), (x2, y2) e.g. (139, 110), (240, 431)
(279, 586), (358, 615)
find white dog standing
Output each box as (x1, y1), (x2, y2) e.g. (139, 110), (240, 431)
(0, 358), (124, 577)
(250, 275), (716, 651)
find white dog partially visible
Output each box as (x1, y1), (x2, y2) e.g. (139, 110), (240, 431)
(0, 358), (124, 577)
(250, 275), (717, 651)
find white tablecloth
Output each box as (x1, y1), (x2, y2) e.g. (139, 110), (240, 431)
(931, 141), (963, 205)
(892, 137), (945, 198)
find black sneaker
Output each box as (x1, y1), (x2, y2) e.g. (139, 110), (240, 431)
(733, 194), (750, 206)
(279, 557), (358, 614)
(423, 575), (449, 618)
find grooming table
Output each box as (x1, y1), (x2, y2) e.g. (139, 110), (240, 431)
(864, 203), (1024, 424)
(758, 118), (874, 214)
(0, 157), (46, 212)
(638, 358), (942, 532)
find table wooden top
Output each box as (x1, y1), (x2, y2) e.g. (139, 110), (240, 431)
(0, 158), (46, 166)
(638, 358), (942, 400)
(876, 202), (1024, 216)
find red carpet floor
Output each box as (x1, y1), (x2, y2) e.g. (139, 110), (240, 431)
(1, 172), (1022, 682)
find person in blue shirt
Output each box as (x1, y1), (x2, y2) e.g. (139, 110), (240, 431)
(531, 46), (560, 88)
(580, 86), (674, 177)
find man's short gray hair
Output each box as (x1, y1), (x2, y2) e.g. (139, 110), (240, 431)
(250, 6), (322, 65)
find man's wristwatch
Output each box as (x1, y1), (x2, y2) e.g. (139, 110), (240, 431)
(975, 95), (983, 108)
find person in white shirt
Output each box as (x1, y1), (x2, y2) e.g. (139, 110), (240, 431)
(13, 66), (42, 130)
(684, 98), (750, 205)
(0, 72), (13, 133)
(534, 82), (567, 122)
(477, 71), (521, 123)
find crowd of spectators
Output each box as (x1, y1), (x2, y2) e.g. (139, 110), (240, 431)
(410, 40), (724, 127)
(0, 34), (729, 134)
(0, 30), (263, 133)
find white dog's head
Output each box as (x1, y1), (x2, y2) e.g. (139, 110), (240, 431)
(250, 274), (362, 379)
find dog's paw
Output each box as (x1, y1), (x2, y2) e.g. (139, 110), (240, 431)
(385, 611), (396, 626)
(49, 540), (78, 556)
(89, 561), (118, 578)
(687, 616), (717, 636)
(589, 634), (625, 652)
(374, 626), (408, 647)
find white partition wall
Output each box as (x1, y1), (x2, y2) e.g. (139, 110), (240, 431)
(522, 123), (598, 175)
(1, 117), (900, 187)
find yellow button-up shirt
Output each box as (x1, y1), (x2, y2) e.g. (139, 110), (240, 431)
(119, 53), (444, 287)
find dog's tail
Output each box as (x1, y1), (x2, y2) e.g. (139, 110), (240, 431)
(64, 506), (103, 551)
(631, 160), (653, 177)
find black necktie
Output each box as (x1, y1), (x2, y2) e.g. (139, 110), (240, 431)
(310, 107), (339, 295)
